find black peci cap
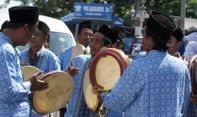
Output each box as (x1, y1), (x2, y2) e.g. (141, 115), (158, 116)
(98, 25), (118, 44)
(9, 6), (39, 23)
(146, 11), (176, 39)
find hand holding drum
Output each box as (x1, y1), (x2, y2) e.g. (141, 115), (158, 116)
(21, 66), (74, 115)
(29, 72), (48, 92)
(83, 48), (129, 113)
(21, 66), (48, 92)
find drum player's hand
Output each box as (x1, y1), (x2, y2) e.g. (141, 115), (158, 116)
(29, 72), (48, 92)
(66, 61), (79, 77)
(93, 84), (111, 94)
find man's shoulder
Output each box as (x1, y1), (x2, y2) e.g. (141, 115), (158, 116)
(20, 49), (29, 55)
(73, 54), (91, 62)
(0, 42), (15, 55)
(59, 46), (73, 57)
(62, 46), (73, 53)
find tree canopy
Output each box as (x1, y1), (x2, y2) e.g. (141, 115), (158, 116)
(1, 0), (197, 26)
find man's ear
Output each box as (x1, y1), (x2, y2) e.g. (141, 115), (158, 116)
(22, 24), (29, 33)
(43, 35), (48, 41)
(147, 37), (155, 49)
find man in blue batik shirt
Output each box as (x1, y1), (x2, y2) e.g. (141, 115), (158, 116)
(20, 21), (60, 74)
(0, 6), (48, 117)
(20, 21), (61, 117)
(59, 21), (93, 70)
(100, 11), (190, 117)
(59, 21), (93, 116)
(63, 25), (122, 117)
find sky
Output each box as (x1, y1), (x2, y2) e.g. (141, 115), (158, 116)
(0, 0), (21, 15)
(0, 0), (21, 25)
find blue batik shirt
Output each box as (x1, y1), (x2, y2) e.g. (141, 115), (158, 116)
(0, 32), (31, 117)
(64, 55), (92, 117)
(59, 47), (73, 71)
(20, 47), (61, 117)
(20, 47), (61, 74)
(102, 50), (190, 117)
(59, 44), (89, 71)
(63, 54), (122, 117)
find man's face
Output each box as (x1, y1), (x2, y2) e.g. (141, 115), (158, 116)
(168, 36), (182, 54)
(78, 28), (93, 47)
(22, 22), (38, 45)
(30, 29), (47, 48)
(89, 32), (105, 57)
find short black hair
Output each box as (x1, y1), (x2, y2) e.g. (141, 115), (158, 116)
(1, 20), (9, 31)
(145, 27), (169, 51)
(38, 21), (50, 36)
(172, 28), (184, 42)
(78, 21), (92, 34)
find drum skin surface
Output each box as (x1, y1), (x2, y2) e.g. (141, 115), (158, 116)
(89, 48), (129, 90)
(84, 48), (129, 112)
(33, 71), (74, 113)
(21, 66), (40, 81)
(71, 43), (85, 59)
(83, 69), (98, 111)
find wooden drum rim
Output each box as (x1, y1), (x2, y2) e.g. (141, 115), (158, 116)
(89, 49), (125, 88)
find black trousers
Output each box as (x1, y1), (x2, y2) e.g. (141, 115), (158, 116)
(59, 108), (67, 117)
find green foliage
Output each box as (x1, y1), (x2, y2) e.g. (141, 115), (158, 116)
(31, 0), (74, 18)
(145, 0), (197, 18)
(186, 0), (197, 18)
(2, 0), (197, 26)
(145, 0), (181, 16)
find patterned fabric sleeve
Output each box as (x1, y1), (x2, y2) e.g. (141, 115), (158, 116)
(101, 62), (143, 112)
(59, 47), (72, 70)
(182, 68), (190, 114)
(184, 41), (197, 60)
(0, 49), (30, 102)
(64, 55), (91, 117)
(19, 50), (29, 65)
(46, 50), (61, 71)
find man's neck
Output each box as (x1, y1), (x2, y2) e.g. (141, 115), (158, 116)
(29, 47), (42, 60)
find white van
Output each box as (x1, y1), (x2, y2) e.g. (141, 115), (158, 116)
(0, 14), (76, 56)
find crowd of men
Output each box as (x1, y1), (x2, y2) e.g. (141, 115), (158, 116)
(0, 5), (197, 117)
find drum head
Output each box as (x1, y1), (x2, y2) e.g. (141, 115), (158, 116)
(21, 66), (40, 81)
(71, 43), (85, 59)
(106, 48), (129, 67)
(83, 69), (98, 111)
(33, 71), (74, 113)
(190, 55), (197, 95)
(89, 48), (129, 91)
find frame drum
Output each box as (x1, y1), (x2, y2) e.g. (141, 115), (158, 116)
(32, 71), (74, 114)
(71, 43), (85, 59)
(83, 69), (99, 111)
(84, 48), (129, 112)
(21, 66), (40, 81)
(189, 55), (197, 103)
(89, 48), (129, 91)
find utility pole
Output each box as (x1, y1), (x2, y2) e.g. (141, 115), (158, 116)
(134, 0), (146, 36)
(180, 0), (186, 32)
